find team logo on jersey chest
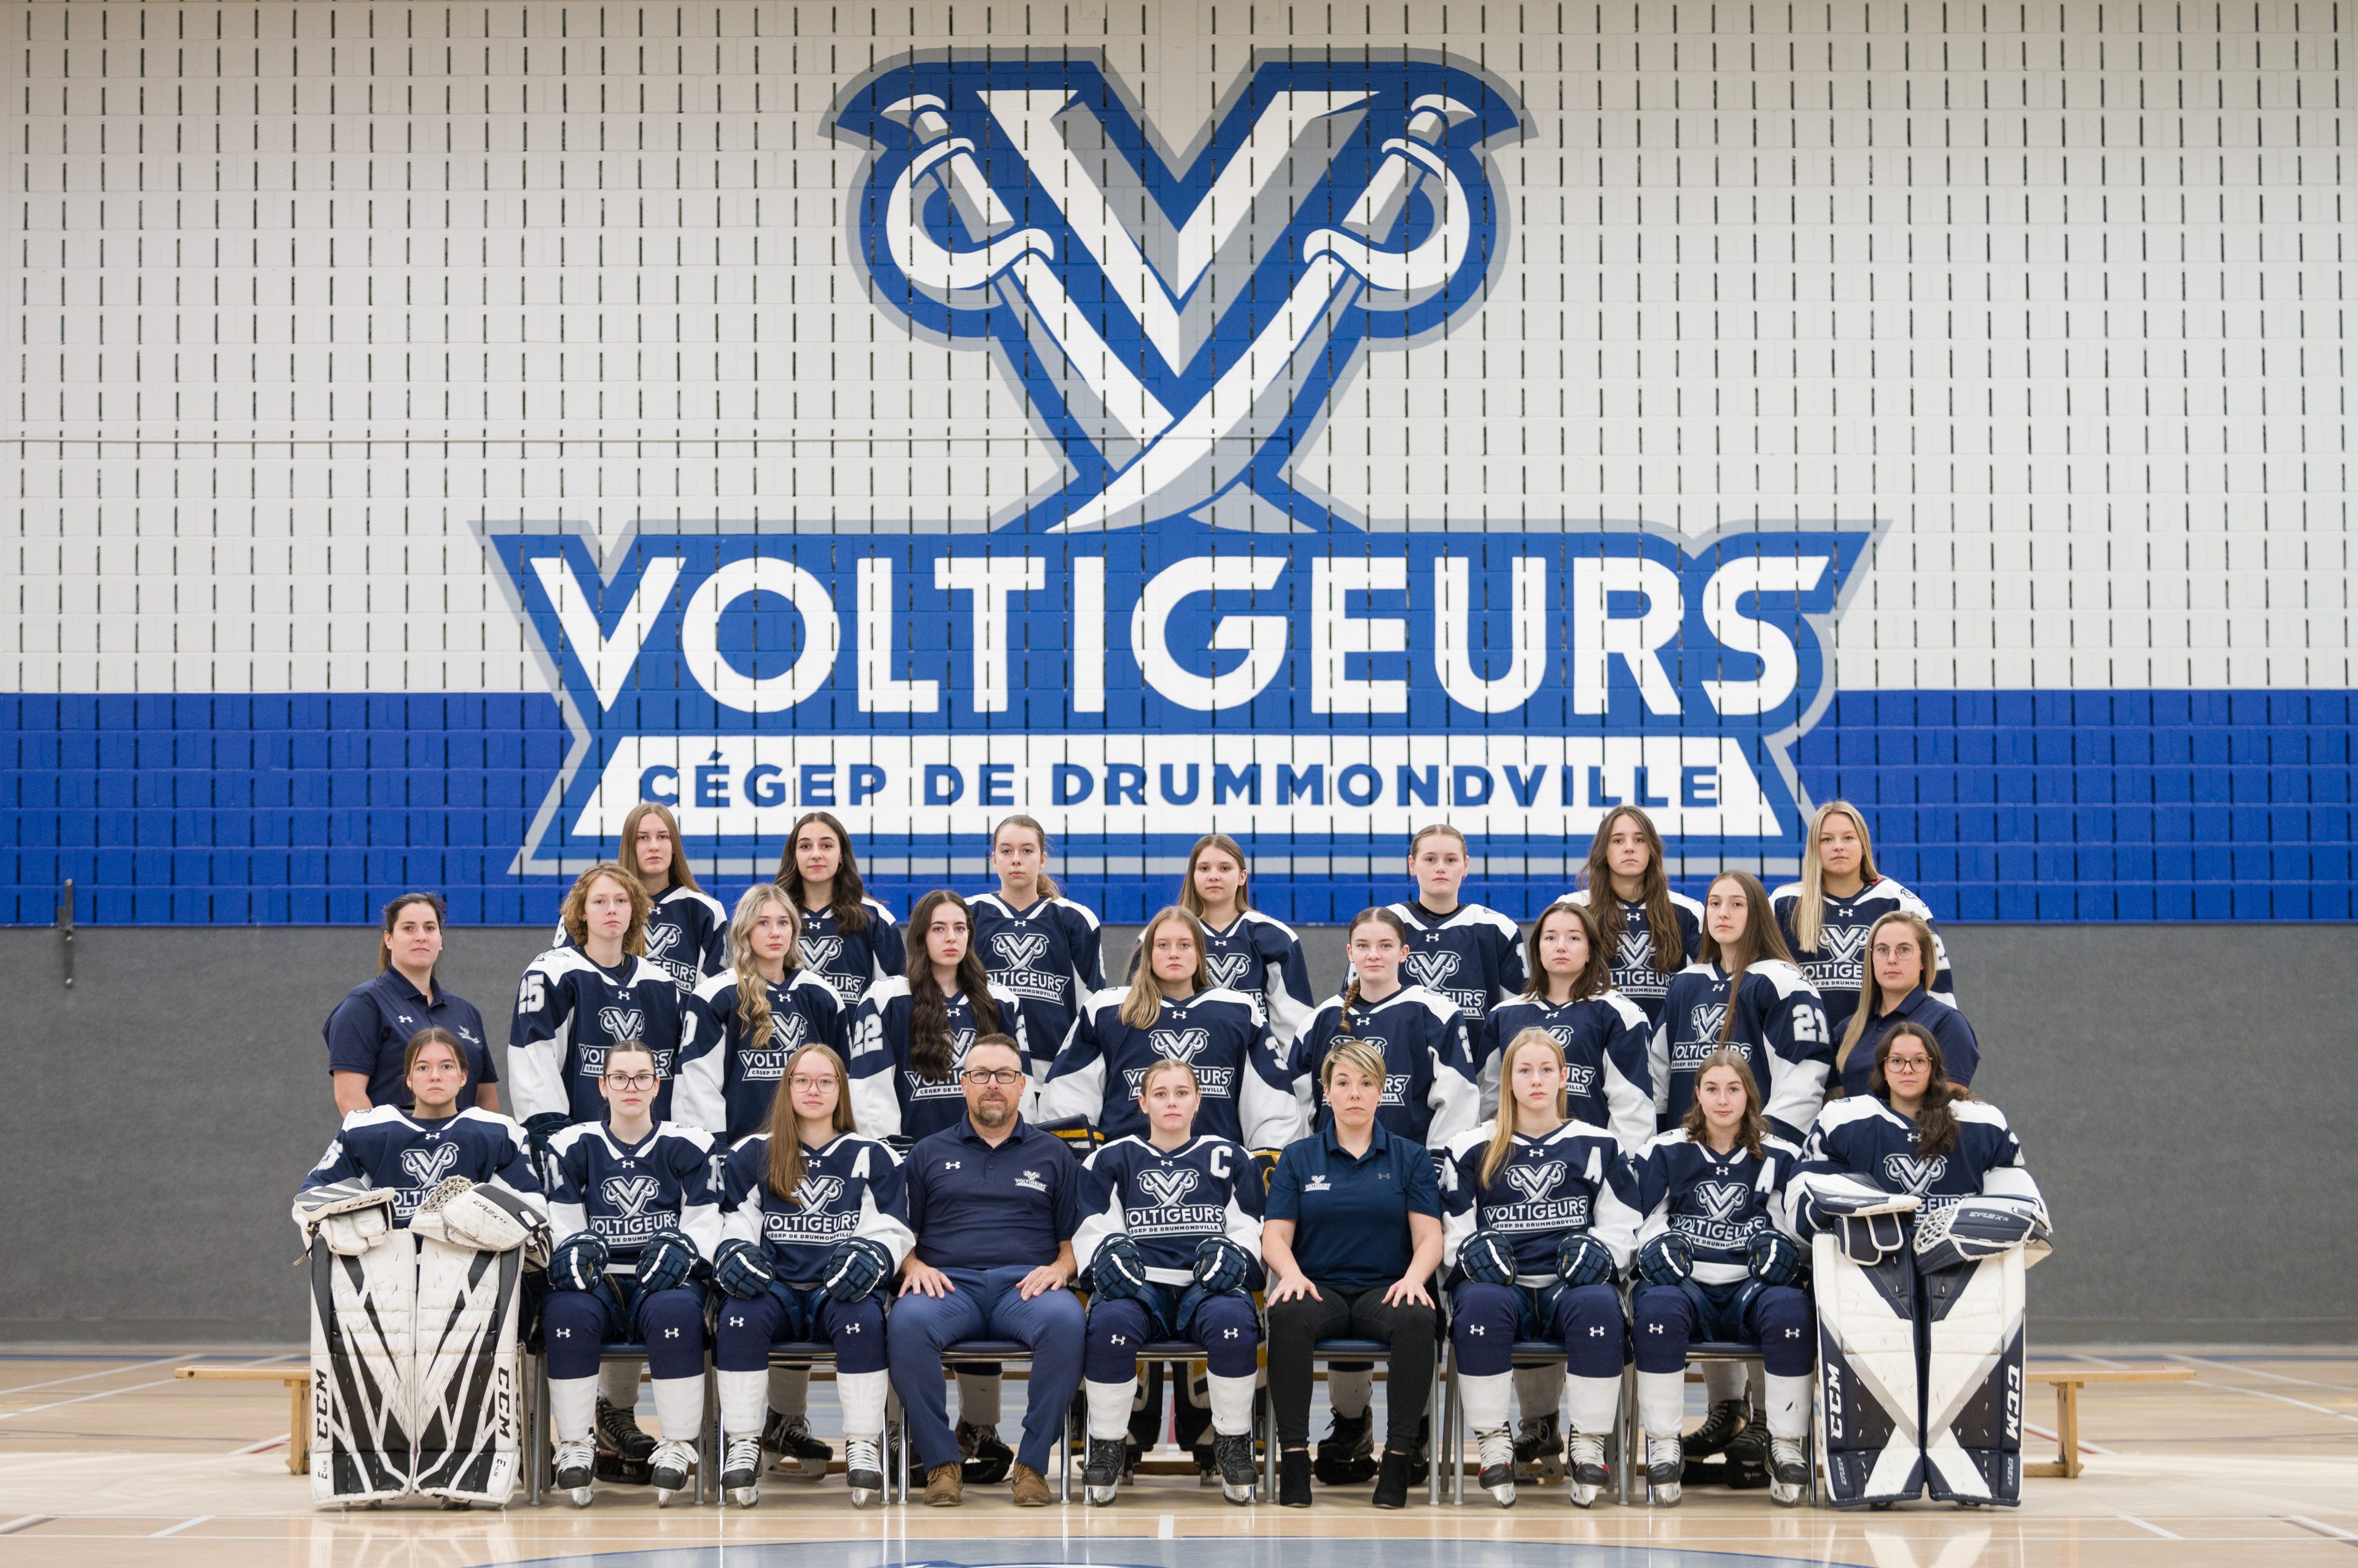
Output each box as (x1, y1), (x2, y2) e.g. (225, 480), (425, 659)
(1882, 1154), (1950, 1195)
(1404, 951), (1463, 990)
(906, 1028), (981, 1100)
(1505, 1163), (1565, 1203)
(597, 1006), (649, 1042)
(1128, 1025), (1238, 1098)
(1493, 1159), (1589, 1230)
(1674, 1177), (1762, 1249)
(402, 1143), (460, 1188)
(602, 1175), (663, 1218)
(800, 936), (846, 974)
(1127, 1163), (1224, 1235)
(793, 1176), (846, 1211)
(989, 931), (1067, 1004)
(594, 1173), (678, 1246)
(644, 925), (682, 959)
(1140, 1168), (1202, 1208)
(1202, 953), (1254, 992)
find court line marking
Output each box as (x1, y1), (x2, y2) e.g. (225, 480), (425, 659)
(1157, 1514), (1175, 1539)
(2173, 1354), (2358, 1397)
(0, 1353), (302, 1423)
(226, 1432), (291, 1456)
(0, 1516), (49, 1536)
(149, 1516), (212, 1539)
(2172, 1365), (2358, 1426)
(2287, 1516), (2358, 1546)
(2117, 1513), (2183, 1540)
(0, 1355), (185, 1399)
(2023, 1420), (2119, 1457)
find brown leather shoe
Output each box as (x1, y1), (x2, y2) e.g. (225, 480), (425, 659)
(1010, 1461), (1054, 1507)
(924, 1462), (963, 1506)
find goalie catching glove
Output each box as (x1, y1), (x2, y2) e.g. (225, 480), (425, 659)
(1913, 1195), (2052, 1272)
(712, 1239), (778, 1300)
(821, 1236), (895, 1303)
(292, 1180), (397, 1256)
(1792, 1174), (1920, 1265)
(409, 1177), (553, 1264)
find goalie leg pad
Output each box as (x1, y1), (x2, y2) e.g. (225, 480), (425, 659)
(1811, 1233), (1924, 1507)
(410, 1237), (525, 1506)
(1920, 1246), (2029, 1507)
(631, 1287), (709, 1381)
(309, 1232), (418, 1506)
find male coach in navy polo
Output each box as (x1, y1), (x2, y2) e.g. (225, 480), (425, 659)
(887, 1032), (1086, 1507)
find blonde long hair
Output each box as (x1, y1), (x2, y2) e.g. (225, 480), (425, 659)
(1792, 801), (1883, 953)
(727, 885), (804, 1055)
(1479, 1028), (1568, 1188)
(559, 862), (651, 955)
(1836, 909), (1939, 1072)
(1122, 907), (1210, 1029)
(763, 1041), (858, 1205)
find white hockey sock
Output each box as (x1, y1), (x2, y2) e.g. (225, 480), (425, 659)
(956, 1371), (1002, 1427)
(1207, 1372), (1256, 1437)
(1764, 1373), (1813, 1440)
(768, 1364), (807, 1421)
(1638, 1370), (1688, 1438)
(1564, 1373), (1621, 1438)
(1328, 1367), (1374, 1419)
(599, 1357), (644, 1408)
(1459, 1372), (1512, 1432)
(838, 1370), (889, 1441)
(550, 1375), (599, 1443)
(1512, 1365), (1559, 1424)
(718, 1370), (768, 1439)
(651, 1376), (704, 1443)
(1087, 1378), (1138, 1440)
(1701, 1360), (1746, 1406)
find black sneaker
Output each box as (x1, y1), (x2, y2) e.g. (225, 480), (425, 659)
(1683, 1397), (1746, 1459)
(1278, 1448), (1313, 1507)
(1370, 1448), (1414, 1510)
(1214, 1432), (1257, 1504)
(594, 1393), (656, 1462)
(959, 1420), (1015, 1485)
(1313, 1409), (1377, 1485)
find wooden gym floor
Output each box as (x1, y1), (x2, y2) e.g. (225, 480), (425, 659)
(0, 1345), (2351, 1568)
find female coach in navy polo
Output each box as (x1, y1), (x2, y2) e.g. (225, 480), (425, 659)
(324, 891), (498, 1115)
(1261, 1036), (1446, 1512)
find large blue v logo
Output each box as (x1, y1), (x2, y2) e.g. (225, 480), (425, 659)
(833, 56), (1522, 534)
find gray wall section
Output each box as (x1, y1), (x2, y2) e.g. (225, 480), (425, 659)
(2, 923), (2351, 1342)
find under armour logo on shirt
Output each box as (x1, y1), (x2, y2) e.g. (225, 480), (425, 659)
(1467, 1324), (1486, 1336)
(944, 1161), (962, 1170)
(1648, 1324), (1665, 1334)
(664, 1327), (680, 1339)
(1110, 1334), (1130, 1346)
(554, 1328), (572, 1339)
(1587, 1327), (1606, 1337)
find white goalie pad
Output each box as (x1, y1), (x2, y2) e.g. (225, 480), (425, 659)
(1811, 1231), (1924, 1507)
(1920, 1243), (2029, 1506)
(410, 1238), (526, 1505)
(309, 1232), (418, 1505)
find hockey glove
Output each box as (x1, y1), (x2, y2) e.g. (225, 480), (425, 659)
(1635, 1232), (1694, 1287)
(1191, 1236), (1253, 1296)
(821, 1236), (895, 1303)
(1748, 1231), (1804, 1287)
(632, 1232), (699, 1296)
(1792, 1174), (1919, 1238)
(522, 1111), (572, 1185)
(549, 1232), (610, 1293)
(292, 1180), (396, 1257)
(1913, 1195), (2052, 1273)
(411, 1178), (553, 1263)
(1457, 1230), (1519, 1287)
(1555, 1233), (1617, 1289)
(1837, 1212), (1912, 1266)
(712, 1238), (779, 1300)
(1086, 1234), (1153, 1302)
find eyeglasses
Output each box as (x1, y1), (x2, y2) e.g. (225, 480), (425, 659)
(1884, 1057), (1932, 1072)
(960, 1068), (1025, 1086)
(788, 1075), (838, 1092)
(604, 1071), (658, 1090)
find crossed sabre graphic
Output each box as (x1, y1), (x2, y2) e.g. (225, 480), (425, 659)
(880, 91), (1478, 531)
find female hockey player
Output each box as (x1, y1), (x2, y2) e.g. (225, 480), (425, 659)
(1482, 899), (1654, 1146)
(1072, 1057), (1268, 1507)
(774, 810), (905, 1008)
(1381, 824), (1528, 1030)
(679, 886), (849, 1143)
(1833, 911), (1980, 1099)
(710, 1040), (914, 1509)
(1791, 1024), (2050, 1508)
(324, 891), (499, 1115)
(1263, 1036), (1446, 1511)
(1041, 906), (1302, 1149)
(1172, 833), (1317, 1047)
(1771, 801), (1955, 1038)
(969, 815), (1106, 1059)
(609, 802), (731, 993)
(1564, 807), (1704, 1025)
(1439, 1027), (1641, 1508)
(1652, 871), (1834, 1143)
(298, 1027), (540, 1226)
(540, 1041), (724, 1508)
(1616, 1049), (1815, 1508)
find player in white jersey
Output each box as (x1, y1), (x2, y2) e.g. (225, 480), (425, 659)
(1564, 807), (1705, 1025)
(774, 810), (906, 1008)
(1169, 833), (1317, 1049)
(1378, 823), (1528, 1027)
(1770, 801), (1955, 1039)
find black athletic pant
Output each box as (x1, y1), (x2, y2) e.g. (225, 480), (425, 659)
(1266, 1284), (1437, 1453)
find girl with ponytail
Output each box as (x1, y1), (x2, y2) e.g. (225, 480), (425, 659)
(674, 885), (849, 1143)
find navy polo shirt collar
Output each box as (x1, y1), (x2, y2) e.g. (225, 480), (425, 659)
(379, 968), (437, 1009)
(957, 1113), (1032, 1149)
(1882, 986), (1930, 1021)
(1320, 1117), (1394, 1164)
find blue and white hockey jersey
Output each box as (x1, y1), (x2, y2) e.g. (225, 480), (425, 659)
(1612, 1128), (1805, 1286)
(719, 1131), (916, 1284)
(1768, 876), (1956, 1038)
(1563, 888), (1704, 1023)
(1479, 992), (1656, 1150)
(1382, 901), (1530, 1024)
(1791, 1096), (2045, 1228)
(1074, 1134), (1265, 1288)
(793, 896), (905, 1007)
(1038, 988), (1305, 1150)
(845, 977), (1040, 1142)
(1188, 910), (1317, 1050)
(1288, 986), (1481, 1147)
(1437, 1120), (1641, 1283)
(545, 1120), (725, 1268)
(508, 944), (695, 1126)
(969, 891), (1107, 1050)
(551, 885), (730, 994)
(300, 1106), (543, 1223)
(1651, 962), (1834, 1143)
(675, 969), (850, 1141)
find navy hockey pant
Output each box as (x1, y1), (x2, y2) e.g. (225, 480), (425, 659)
(1632, 1279), (1813, 1377)
(1084, 1293), (1260, 1382)
(887, 1265), (1085, 1475)
(1450, 1280), (1625, 1378)
(714, 1285), (889, 1375)
(542, 1285), (706, 1380)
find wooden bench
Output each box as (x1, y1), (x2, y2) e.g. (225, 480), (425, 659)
(2025, 1366), (2195, 1477)
(176, 1365), (309, 1476)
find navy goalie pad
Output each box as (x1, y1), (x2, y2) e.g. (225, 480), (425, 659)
(1915, 1196), (2052, 1275)
(1919, 1242), (2031, 1506)
(1811, 1231), (1924, 1508)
